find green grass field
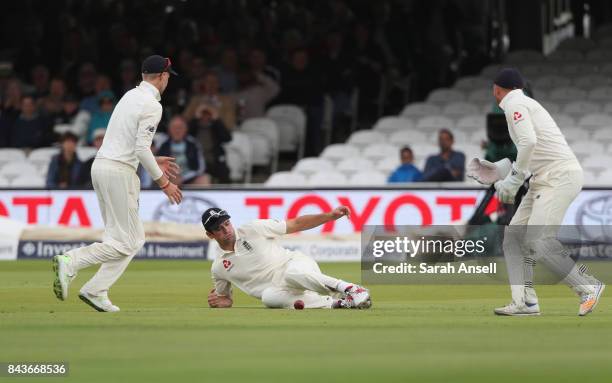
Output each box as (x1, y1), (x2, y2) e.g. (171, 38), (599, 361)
(1, 260), (611, 383)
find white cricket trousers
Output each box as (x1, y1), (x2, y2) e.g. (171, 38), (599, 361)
(66, 159), (145, 298)
(503, 164), (593, 302)
(261, 255), (339, 309)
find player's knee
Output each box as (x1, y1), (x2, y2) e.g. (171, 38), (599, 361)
(526, 238), (563, 261)
(503, 226), (527, 253)
(502, 233), (521, 253)
(261, 287), (286, 309)
(121, 241), (143, 257)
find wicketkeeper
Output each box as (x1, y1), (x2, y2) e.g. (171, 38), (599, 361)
(468, 68), (604, 316)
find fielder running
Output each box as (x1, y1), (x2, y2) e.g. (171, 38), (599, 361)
(52, 55), (183, 312)
(468, 68), (604, 316)
(203, 207), (372, 310)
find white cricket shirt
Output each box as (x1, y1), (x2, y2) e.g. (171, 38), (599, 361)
(96, 81), (164, 180)
(211, 219), (302, 299)
(499, 89), (581, 177)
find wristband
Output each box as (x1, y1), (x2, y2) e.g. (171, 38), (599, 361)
(160, 180), (170, 190)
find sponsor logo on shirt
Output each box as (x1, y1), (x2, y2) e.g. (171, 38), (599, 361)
(513, 111), (523, 123)
(223, 259), (233, 270)
(242, 240), (253, 252)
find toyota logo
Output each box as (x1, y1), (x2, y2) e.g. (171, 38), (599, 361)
(576, 194), (612, 242)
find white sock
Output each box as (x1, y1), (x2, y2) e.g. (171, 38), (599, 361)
(524, 257), (538, 303)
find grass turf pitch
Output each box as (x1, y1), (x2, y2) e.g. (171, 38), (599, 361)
(1, 260), (611, 383)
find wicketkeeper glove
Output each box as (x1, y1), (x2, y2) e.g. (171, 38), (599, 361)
(494, 163), (529, 204)
(466, 158), (512, 185)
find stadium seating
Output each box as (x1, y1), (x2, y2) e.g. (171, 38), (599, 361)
(442, 102), (480, 118)
(1, 161), (39, 179)
(308, 170), (347, 186)
(266, 105), (306, 158)
(400, 102), (441, 118)
(376, 156), (400, 174)
(10, 175), (45, 188)
(563, 101), (601, 117)
(240, 118), (280, 172)
(427, 88), (465, 104)
(320, 144), (360, 162)
(454, 76), (490, 90)
(373, 116), (415, 133)
(589, 86), (612, 101)
(506, 49), (546, 64)
(416, 116), (454, 130)
(362, 143), (400, 162)
(292, 157), (334, 175)
(76, 147), (98, 161)
(347, 130), (387, 148)
(597, 170), (612, 185)
(467, 88), (492, 103)
(264, 171), (307, 187)
(582, 154), (610, 174)
(532, 75), (571, 90)
(572, 140), (605, 155)
(562, 126), (589, 142)
(0, 148), (26, 166)
(578, 113), (612, 130)
(548, 86), (588, 102)
(264, 33), (612, 187)
(224, 131), (254, 183)
(348, 171), (388, 186)
(388, 130), (428, 146)
(336, 157), (374, 175)
(28, 147), (59, 162)
(592, 128), (612, 142)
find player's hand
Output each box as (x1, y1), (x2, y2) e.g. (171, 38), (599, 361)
(208, 289), (232, 308)
(156, 156), (180, 179)
(163, 182), (183, 205)
(208, 289), (219, 307)
(494, 164), (527, 204)
(330, 206), (350, 220)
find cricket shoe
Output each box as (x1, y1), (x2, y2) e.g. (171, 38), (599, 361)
(78, 291), (120, 313)
(344, 285), (372, 309)
(578, 282), (605, 316)
(52, 254), (75, 301)
(494, 301), (540, 316)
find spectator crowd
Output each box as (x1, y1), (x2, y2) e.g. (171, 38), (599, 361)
(388, 129), (465, 184)
(0, 0), (484, 188)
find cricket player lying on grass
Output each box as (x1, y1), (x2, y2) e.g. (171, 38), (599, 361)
(202, 207), (372, 310)
(468, 67), (604, 316)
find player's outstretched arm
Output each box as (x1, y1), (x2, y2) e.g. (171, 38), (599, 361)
(285, 206), (350, 234)
(208, 289), (233, 308)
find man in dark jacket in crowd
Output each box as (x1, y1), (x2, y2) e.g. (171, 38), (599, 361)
(46, 132), (82, 188)
(158, 115), (209, 186)
(423, 129), (465, 182)
(11, 96), (53, 148)
(189, 104), (231, 183)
